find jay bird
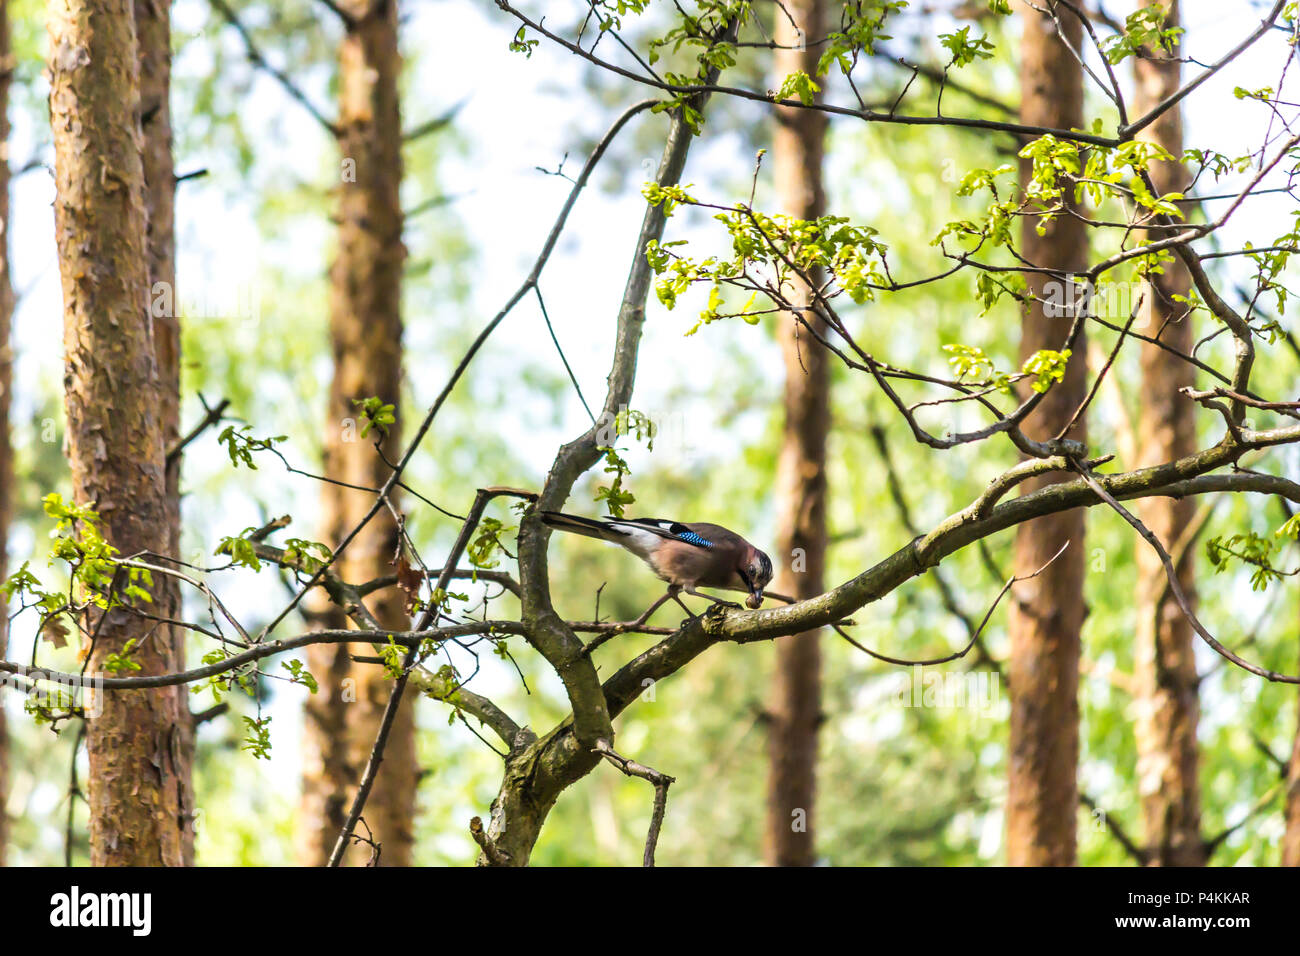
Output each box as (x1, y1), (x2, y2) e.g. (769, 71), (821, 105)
(540, 511), (774, 613)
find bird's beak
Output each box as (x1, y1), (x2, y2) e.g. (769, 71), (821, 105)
(746, 589), (763, 610)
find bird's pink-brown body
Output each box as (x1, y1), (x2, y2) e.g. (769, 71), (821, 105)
(539, 512), (773, 609)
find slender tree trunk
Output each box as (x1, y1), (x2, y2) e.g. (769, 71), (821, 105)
(1285, 630), (1300, 866)
(764, 0), (827, 868)
(48, 0), (185, 866)
(0, 0), (12, 869)
(135, 0), (194, 865)
(1006, 0), (1087, 867)
(1130, 0), (1204, 868)
(299, 0), (414, 867)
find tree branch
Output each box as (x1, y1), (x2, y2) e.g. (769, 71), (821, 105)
(209, 0), (341, 136)
(1080, 793), (1149, 865)
(593, 738), (674, 867)
(166, 397), (231, 464)
(598, 441), (1300, 719)
(1072, 463), (1300, 683)
(1118, 0), (1288, 141)
(327, 487), (534, 866)
(494, 0), (1120, 146)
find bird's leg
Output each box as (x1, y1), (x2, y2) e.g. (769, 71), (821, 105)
(666, 584), (700, 622)
(580, 588), (681, 658)
(683, 585), (742, 609)
(632, 590), (673, 626)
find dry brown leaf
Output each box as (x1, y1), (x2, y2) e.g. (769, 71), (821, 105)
(394, 550), (423, 615)
(41, 615), (70, 650)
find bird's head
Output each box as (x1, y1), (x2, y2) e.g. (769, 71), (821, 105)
(740, 547), (773, 609)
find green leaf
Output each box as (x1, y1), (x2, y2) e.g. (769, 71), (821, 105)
(775, 70), (820, 106)
(468, 518), (515, 570)
(282, 659), (319, 694)
(509, 26), (539, 58)
(354, 397), (396, 439)
(939, 27), (995, 68)
(1022, 349), (1072, 394)
(241, 716), (273, 760)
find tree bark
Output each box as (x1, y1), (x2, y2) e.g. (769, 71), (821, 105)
(299, 0), (414, 867)
(0, 0), (12, 869)
(1129, 0), (1204, 868)
(1285, 637), (1300, 864)
(1006, 0), (1087, 867)
(48, 0), (185, 866)
(135, 0), (194, 866)
(764, 0), (827, 869)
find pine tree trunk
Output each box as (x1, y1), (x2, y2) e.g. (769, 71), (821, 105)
(135, 0), (194, 866)
(1285, 642), (1300, 865)
(1130, 0), (1204, 868)
(1006, 0), (1087, 867)
(0, 0), (12, 870)
(764, 0), (827, 868)
(48, 0), (185, 866)
(299, 0), (414, 867)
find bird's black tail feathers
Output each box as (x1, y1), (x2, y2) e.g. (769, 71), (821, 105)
(539, 511), (626, 542)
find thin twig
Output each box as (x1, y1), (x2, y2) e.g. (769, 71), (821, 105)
(251, 100), (657, 645)
(209, 0), (341, 136)
(593, 738), (674, 867)
(166, 397), (231, 464)
(830, 541), (1069, 667)
(469, 815), (511, 866)
(1079, 792), (1148, 865)
(327, 488), (534, 866)
(64, 720), (86, 868)
(1072, 463), (1300, 683)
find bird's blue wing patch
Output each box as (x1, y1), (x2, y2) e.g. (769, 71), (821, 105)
(674, 529), (714, 549)
(618, 518), (716, 549)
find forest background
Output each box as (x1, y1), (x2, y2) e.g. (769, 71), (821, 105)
(1, 0), (1298, 866)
